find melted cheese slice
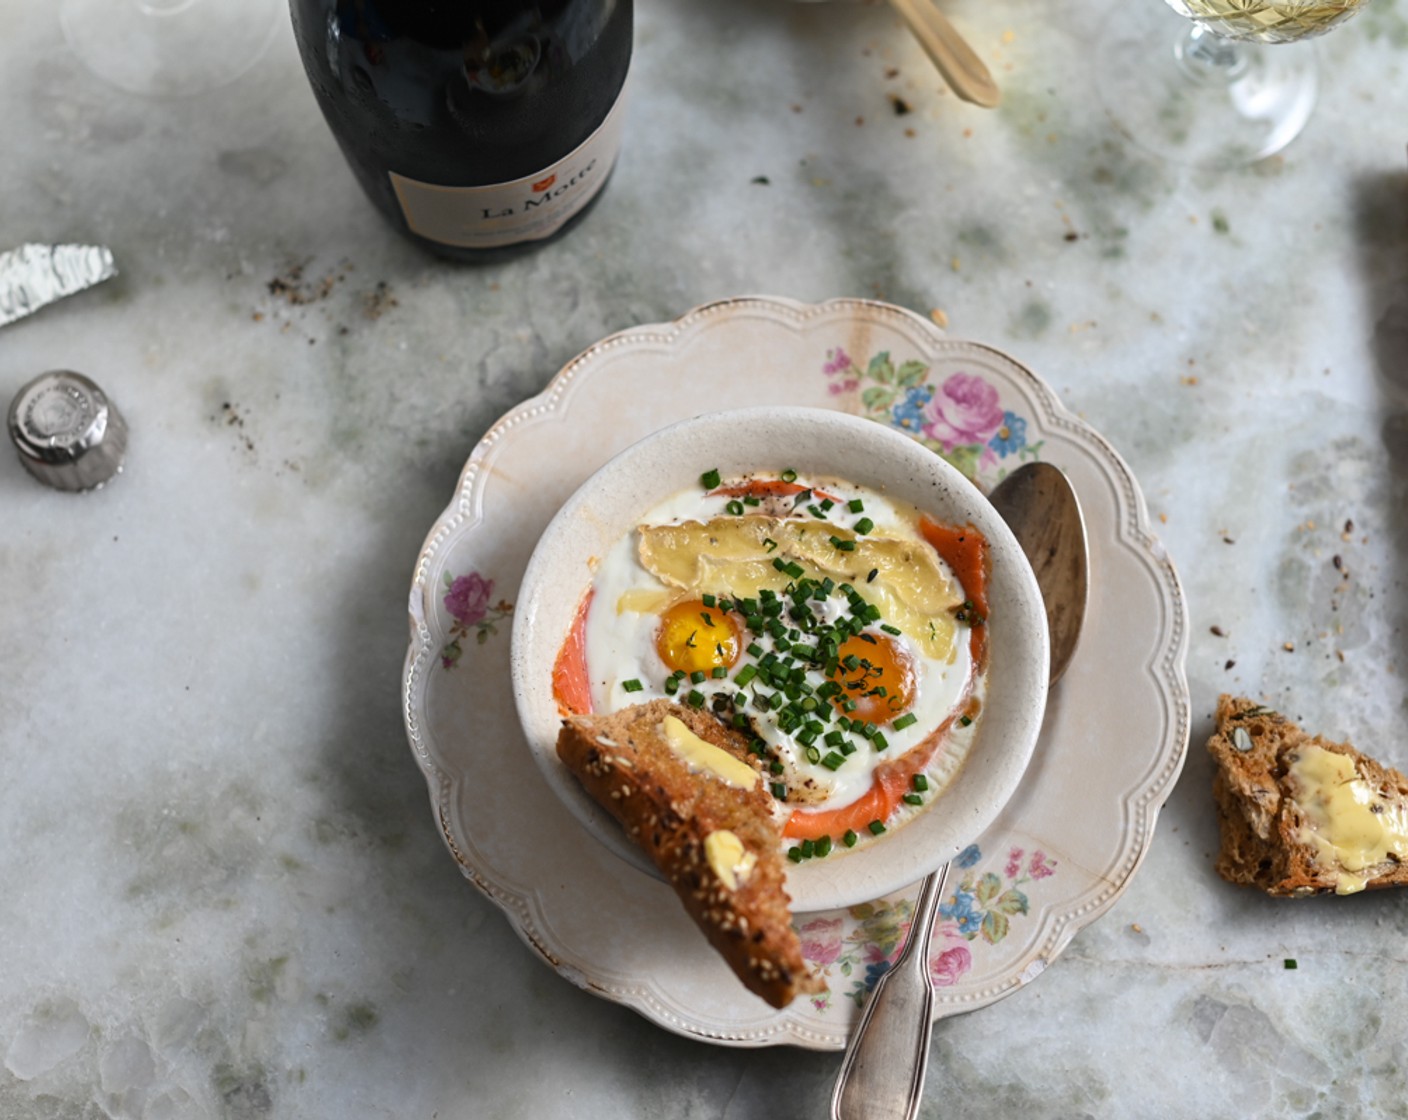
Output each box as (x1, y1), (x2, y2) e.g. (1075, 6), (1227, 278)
(661, 715), (759, 790)
(1288, 745), (1408, 895)
(638, 515), (963, 660)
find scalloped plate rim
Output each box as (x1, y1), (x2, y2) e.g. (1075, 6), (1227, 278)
(401, 294), (1191, 1049)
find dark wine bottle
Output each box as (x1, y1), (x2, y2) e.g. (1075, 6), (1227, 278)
(290, 0), (633, 260)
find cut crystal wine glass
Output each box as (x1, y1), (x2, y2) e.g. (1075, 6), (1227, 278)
(1097, 0), (1373, 168)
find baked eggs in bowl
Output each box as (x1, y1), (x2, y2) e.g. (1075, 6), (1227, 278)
(511, 406), (1049, 912)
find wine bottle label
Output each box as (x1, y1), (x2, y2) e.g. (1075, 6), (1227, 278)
(388, 88), (628, 250)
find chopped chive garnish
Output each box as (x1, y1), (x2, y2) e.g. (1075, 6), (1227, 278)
(702, 593), (716, 607)
(690, 670), (706, 684)
(687, 689), (706, 708)
(788, 846), (804, 863)
(847, 499), (864, 513)
(711, 666), (728, 679)
(903, 793), (924, 806)
(770, 760), (784, 775)
(821, 751), (846, 771)
(701, 468), (721, 489)
(831, 537), (857, 552)
(892, 713), (918, 731)
(872, 731), (889, 751)
(743, 496), (761, 507)
(815, 835), (833, 857)
(734, 664), (758, 687)
(912, 774), (929, 792)
(868, 820), (887, 836)
(959, 715), (973, 727)
(622, 679), (644, 693)
(880, 623), (902, 636)
(843, 829), (859, 848)
(764, 538), (778, 553)
(805, 745), (822, 764)
(772, 782), (787, 800)
(801, 838), (816, 858)
(771, 557), (787, 572)
(854, 517), (874, 535)
(807, 505), (827, 519)
(664, 677), (679, 695)
(784, 561), (805, 579)
(781, 469), (798, 483)
(726, 500), (745, 516)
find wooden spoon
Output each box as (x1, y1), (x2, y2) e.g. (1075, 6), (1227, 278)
(888, 0), (1001, 109)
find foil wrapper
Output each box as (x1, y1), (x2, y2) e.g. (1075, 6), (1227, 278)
(0, 243), (118, 327)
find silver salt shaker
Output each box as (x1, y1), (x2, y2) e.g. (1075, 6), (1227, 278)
(7, 370), (128, 491)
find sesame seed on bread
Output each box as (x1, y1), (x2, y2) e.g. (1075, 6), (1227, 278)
(556, 699), (823, 1008)
(1208, 694), (1408, 897)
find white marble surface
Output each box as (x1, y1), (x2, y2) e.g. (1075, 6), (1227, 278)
(3, 0), (1408, 1116)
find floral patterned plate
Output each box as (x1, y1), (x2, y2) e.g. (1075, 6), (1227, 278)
(402, 296), (1190, 1048)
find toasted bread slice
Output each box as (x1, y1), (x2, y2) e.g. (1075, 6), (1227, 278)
(1208, 694), (1408, 896)
(556, 699), (823, 1008)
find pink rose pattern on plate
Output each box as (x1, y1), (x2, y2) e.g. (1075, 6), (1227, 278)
(439, 570), (514, 669)
(823, 346), (1041, 482)
(800, 843), (1058, 1011)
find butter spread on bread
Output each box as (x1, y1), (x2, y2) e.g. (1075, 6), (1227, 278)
(1285, 744), (1408, 893)
(556, 699), (823, 1007)
(1208, 694), (1408, 896)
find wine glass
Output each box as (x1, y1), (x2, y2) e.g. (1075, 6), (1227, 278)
(61, 0), (281, 98)
(1097, 0), (1373, 169)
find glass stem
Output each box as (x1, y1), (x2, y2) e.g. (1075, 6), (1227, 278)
(1174, 24), (1248, 84)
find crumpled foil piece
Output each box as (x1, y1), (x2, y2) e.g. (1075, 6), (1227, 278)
(0, 243), (118, 327)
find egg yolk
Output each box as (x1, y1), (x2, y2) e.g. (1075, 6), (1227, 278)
(828, 633), (917, 725)
(656, 598), (742, 675)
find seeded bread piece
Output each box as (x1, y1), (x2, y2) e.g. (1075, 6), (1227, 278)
(556, 699), (823, 1008)
(1208, 694), (1408, 896)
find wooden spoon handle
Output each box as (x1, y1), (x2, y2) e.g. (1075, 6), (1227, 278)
(888, 0), (1001, 109)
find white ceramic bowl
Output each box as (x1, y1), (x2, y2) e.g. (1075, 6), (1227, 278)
(511, 406), (1049, 911)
